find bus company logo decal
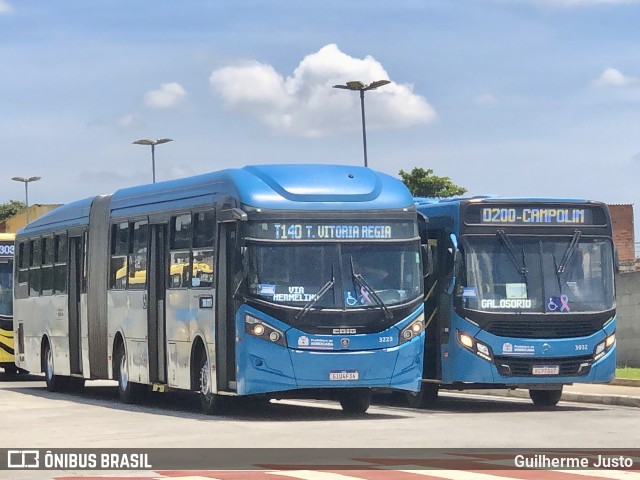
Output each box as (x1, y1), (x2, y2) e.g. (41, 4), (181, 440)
(542, 343), (551, 355)
(333, 328), (356, 334)
(502, 343), (535, 355)
(340, 338), (350, 347)
(297, 335), (335, 349)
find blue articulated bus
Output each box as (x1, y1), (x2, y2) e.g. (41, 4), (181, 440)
(409, 197), (616, 407)
(13, 164), (425, 414)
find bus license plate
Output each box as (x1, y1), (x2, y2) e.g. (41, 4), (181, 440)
(532, 365), (560, 375)
(329, 370), (359, 381)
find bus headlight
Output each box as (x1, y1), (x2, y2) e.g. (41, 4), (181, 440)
(245, 314), (287, 347)
(399, 314), (424, 345)
(594, 332), (615, 361)
(457, 330), (493, 362)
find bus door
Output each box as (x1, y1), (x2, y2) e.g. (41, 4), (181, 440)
(147, 223), (167, 384)
(68, 235), (83, 375)
(215, 219), (241, 392)
(423, 227), (455, 381)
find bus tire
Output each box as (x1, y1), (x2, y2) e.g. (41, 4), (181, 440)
(114, 344), (143, 404)
(196, 349), (225, 415)
(67, 377), (86, 391)
(339, 390), (371, 414)
(43, 342), (63, 392)
(3, 364), (18, 375)
(406, 383), (439, 408)
(529, 388), (562, 407)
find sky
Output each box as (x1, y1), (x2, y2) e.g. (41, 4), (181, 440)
(1, 0), (640, 237)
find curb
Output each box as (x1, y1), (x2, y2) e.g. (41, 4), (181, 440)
(461, 389), (640, 408)
(611, 378), (640, 387)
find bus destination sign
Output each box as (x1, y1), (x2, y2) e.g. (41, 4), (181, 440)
(247, 221), (417, 241)
(464, 204), (605, 226)
(0, 241), (14, 257)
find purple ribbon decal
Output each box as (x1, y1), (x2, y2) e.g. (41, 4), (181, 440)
(360, 287), (372, 304)
(560, 294), (570, 312)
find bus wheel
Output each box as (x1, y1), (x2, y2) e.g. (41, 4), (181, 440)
(115, 345), (142, 404)
(3, 365), (18, 375)
(67, 377), (85, 391)
(43, 342), (63, 392)
(406, 383), (439, 409)
(529, 388), (562, 407)
(339, 390), (371, 414)
(197, 350), (224, 415)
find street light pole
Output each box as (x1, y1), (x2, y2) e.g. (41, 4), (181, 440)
(332, 80), (390, 168)
(132, 138), (173, 183)
(11, 176), (41, 224)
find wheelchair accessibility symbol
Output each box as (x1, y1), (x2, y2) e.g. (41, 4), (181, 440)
(547, 294), (570, 312)
(345, 291), (358, 306)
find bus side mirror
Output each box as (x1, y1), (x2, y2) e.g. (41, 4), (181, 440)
(421, 244), (434, 277)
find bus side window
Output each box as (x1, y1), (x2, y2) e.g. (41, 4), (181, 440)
(17, 242), (29, 298)
(169, 214), (193, 289)
(41, 236), (55, 296)
(54, 234), (68, 295)
(192, 211), (215, 288)
(29, 238), (42, 297)
(128, 221), (148, 290)
(110, 222), (129, 290)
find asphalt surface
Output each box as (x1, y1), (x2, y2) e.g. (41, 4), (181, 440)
(463, 378), (640, 408)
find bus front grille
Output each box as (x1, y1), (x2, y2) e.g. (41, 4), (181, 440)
(484, 319), (602, 339)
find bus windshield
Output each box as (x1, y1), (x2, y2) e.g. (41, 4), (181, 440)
(0, 260), (13, 316)
(459, 235), (615, 314)
(246, 242), (422, 310)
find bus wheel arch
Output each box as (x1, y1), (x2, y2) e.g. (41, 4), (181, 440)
(112, 334), (143, 404)
(191, 337), (224, 415)
(41, 335), (62, 392)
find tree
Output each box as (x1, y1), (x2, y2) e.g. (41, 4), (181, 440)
(0, 200), (26, 222)
(399, 167), (467, 198)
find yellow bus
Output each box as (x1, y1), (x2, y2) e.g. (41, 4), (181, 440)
(0, 233), (17, 374)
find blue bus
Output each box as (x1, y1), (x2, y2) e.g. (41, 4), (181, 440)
(13, 164), (425, 414)
(409, 197), (616, 407)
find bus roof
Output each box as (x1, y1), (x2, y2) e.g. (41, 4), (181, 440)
(19, 164), (414, 236)
(414, 195), (593, 206)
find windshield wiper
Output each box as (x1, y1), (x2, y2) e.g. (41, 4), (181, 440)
(350, 256), (393, 320)
(556, 230), (581, 274)
(497, 229), (528, 282)
(295, 265), (335, 321)
(552, 252), (563, 292)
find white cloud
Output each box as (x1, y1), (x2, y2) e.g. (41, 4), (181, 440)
(593, 67), (638, 87)
(475, 93), (497, 106)
(209, 44), (436, 137)
(144, 82), (187, 109)
(117, 113), (136, 128)
(0, 0), (13, 14)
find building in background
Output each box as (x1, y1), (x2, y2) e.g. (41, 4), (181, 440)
(0, 204), (61, 233)
(608, 204), (636, 271)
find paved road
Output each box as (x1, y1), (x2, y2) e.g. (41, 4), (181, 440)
(1, 375), (638, 479)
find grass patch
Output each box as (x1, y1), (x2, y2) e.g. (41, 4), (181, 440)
(616, 367), (640, 380)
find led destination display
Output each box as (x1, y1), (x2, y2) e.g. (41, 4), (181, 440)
(463, 204), (606, 226)
(246, 221), (417, 241)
